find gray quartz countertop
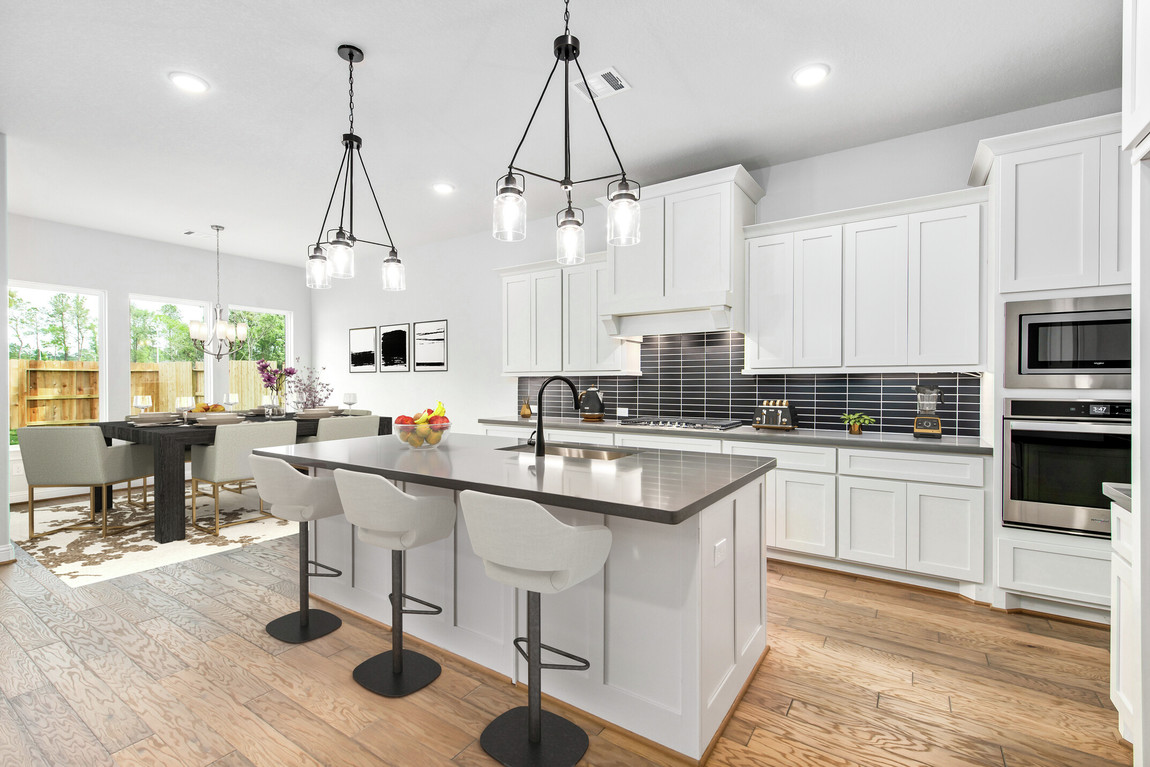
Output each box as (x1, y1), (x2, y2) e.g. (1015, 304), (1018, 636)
(479, 415), (993, 455)
(255, 433), (775, 525)
(1103, 482), (1133, 512)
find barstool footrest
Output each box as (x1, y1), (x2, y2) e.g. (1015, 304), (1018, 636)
(308, 559), (342, 579)
(479, 706), (589, 767)
(513, 637), (590, 672)
(391, 591), (442, 616)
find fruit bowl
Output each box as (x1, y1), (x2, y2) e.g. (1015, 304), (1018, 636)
(394, 422), (451, 450)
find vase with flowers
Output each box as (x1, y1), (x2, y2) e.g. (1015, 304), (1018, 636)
(285, 358), (334, 410)
(257, 360), (296, 417)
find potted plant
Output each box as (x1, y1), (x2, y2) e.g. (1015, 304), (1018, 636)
(840, 412), (876, 435)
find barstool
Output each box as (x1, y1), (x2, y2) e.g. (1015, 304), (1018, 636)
(459, 490), (612, 767)
(333, 469), (456, 697)
(250, 456), (344, 643)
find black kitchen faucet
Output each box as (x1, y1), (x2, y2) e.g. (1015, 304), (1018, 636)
(535, 375), (580, 457)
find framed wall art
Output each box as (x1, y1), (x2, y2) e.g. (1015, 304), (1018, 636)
(413, 319), (448, 372)
(349, 326), (378, 373)
(378, 323), (410, 372)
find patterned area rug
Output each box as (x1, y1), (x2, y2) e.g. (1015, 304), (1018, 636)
(11, 483), (295, 587)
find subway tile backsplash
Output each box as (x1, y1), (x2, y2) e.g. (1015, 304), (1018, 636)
(517, 331), (982, 437)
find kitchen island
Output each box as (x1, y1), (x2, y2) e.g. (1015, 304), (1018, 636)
(254, 433), (775, 761)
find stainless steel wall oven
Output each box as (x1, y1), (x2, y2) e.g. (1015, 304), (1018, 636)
(1003, 399), (1131, 538)
(1004, 295), (1131, 389)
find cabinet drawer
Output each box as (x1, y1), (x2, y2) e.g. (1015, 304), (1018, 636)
(484, 426), (534, 440)
(548, 429), (615, 446)
(838, 449), (983, 487)
(997, 538), (1110, 607)
(615, 434), (721, 453)
(1112, 502), (1135, 565)
(724, 441), (836, 473)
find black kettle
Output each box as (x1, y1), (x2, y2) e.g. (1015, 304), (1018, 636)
(579, 386), (605, 421)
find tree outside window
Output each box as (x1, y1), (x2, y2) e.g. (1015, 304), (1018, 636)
(128, 298), (206, 413)
(228, 308), (289, 409)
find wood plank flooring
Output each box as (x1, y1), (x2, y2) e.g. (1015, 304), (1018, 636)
(0, 538), (1130, 766)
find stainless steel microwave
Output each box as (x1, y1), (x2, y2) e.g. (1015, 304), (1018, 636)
(1005, 295), (1131, 389)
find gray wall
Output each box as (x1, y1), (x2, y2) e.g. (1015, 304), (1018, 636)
(7, 215), (312, 421)
(750, 89), (1121, 222)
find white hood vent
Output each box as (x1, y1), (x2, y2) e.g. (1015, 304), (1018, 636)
(571, 67), (631, 103)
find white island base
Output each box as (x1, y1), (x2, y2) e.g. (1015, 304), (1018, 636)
(308, 473), (771, 761)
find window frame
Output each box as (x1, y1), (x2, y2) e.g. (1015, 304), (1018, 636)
(128, 292), (212, 408)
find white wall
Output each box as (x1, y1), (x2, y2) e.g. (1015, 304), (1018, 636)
(1, 134), (11, 561)
(308, 207), (607, 433)
(750, 89), (1121, 222)
(7, 214), (312, 418)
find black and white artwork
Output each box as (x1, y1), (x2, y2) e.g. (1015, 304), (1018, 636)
(413, 319), (448, 372)
(378, 323), (409, 372)
(349, 326), (377, 373)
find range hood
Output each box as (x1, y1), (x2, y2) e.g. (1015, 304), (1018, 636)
(596, 165), (763, 338)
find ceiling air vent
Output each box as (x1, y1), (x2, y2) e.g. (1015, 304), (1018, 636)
(571, 67), (631, 103)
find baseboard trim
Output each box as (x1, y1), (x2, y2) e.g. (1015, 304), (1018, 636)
(0, 543), (15, 565)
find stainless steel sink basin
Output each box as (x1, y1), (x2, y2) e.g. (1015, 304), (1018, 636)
(498, 443), (641, 461)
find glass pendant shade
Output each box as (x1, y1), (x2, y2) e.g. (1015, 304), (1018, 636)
(188, 320), (206, 341)
(306, 248), (332, 289)
(236, 322), (248, 342)
(327, 233), (356, 279)
(556, 219), (585, 266)
(381, 250), (406, 291)
(493, 174), (526, 241)
(608, 195), (641, 246)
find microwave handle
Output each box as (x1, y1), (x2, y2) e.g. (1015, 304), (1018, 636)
(1006, 420), (1131, 436)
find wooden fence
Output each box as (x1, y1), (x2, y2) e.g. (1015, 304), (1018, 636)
(9, 359), (276, 427)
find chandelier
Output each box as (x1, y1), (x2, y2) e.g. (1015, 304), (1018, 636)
(189, 225), (248, 359)
(306, 44), (406, 291)
(493, 0), (641, 264)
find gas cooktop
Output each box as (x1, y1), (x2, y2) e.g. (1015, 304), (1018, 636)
(619, 417), (743, 431)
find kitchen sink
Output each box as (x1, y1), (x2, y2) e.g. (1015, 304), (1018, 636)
(497, 443), (641, 461)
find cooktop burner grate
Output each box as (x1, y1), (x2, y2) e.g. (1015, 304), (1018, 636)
(619, 417), (743, 431)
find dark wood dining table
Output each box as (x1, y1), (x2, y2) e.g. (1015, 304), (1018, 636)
(98, 414), (392, 543)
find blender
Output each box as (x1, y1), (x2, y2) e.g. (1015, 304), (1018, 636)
(913, 385), (943, 439)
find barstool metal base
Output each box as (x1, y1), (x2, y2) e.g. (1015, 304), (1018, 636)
(265, 609), (342, 644)
(353, 649), (441, 697)
(479, 706), (588, 767)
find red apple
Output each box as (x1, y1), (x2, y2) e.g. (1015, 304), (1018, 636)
(428, 415), (450, 430)
(395, 415), (414, 425)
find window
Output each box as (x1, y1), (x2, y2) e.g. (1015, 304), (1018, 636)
(129, 296), (207, 413)
(228, 307), (291, 409)
(8, 283), (103, 442)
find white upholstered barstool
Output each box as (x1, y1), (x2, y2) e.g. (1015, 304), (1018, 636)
(459, 490), (612, 767)
(334, 469), (456, 697)
(250, 456), (344, 643)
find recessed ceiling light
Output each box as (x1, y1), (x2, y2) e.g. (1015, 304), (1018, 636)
(433, 183), (455, 195)
(792, 63), (830, 87)
(169, 72), (210, 94)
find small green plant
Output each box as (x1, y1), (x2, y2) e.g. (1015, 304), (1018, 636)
(840, 412), (876, 427)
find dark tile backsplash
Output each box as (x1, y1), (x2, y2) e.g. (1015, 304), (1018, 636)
(517, 331), (982, 437)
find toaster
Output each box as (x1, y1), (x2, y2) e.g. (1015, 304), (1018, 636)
(753, 400), (798, 430)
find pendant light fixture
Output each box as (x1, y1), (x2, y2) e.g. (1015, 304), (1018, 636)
(492, 0), (641, 262)
(189, 225), (248, 359)
(307, 44), (405, 291)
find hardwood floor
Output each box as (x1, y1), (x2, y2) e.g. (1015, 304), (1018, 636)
(0, 539), (1131, 766)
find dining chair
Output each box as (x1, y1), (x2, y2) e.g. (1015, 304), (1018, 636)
(190, 421), (297, 535)
(300, 415), (381, 443)
(17, 426), (155, 539)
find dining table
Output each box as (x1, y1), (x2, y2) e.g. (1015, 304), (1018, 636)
(98, 413), (392, 543)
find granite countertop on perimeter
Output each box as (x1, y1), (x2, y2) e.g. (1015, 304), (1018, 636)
(255, 433), (775, 525)
(478, 415), (993, 455)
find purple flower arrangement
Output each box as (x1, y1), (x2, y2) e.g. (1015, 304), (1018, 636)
(257, 359), (296, 394)
(284, 358), (334, 410)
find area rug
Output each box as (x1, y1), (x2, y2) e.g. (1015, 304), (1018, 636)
(10, 484), (295, 586)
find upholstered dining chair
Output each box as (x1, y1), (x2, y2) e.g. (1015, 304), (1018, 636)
(17, 426), (155, 539)
(190, 421), (297, 535)
(300, 415), (381, 444)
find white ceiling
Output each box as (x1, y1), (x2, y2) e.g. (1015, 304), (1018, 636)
(0, 0), (1121, 266)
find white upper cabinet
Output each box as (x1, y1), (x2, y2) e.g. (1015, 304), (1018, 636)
(844, 215), (909, 366)
(1124, 0), (1150, 154)
(500, 257), (638, 377)
(744, 234), (793, 369)
(794, 227), (843, 368)
(999, 138), (1101, 293)
(969, 116), (1128, 292)
(908, 204), (981, 365)
(602, 166), (763, 337)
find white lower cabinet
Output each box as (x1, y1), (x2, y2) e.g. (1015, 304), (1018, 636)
(775, 470), (837, 557)
(1110, 552), (1138, 742)
(615, 434), (722, 453)
(837, 477), (907, 569)
(997, 538), (1110, 606)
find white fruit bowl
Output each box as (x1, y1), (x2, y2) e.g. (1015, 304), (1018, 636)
(393, 422), (450, 449)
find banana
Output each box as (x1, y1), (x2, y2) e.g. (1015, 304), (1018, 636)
(432, 400), (446, 418)
(414, 411), (430, 425)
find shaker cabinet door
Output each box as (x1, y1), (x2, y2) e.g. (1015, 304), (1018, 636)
(502, 275), (534, 373)
(532, 271), (563, 372)
(837, 476), (907, 570)
(774, 470), (837, 557)
(664, 184), (732, 299)
(908, 205), (981, 366)
(608, 197), (665, 306)
(843, 215), (908, 366)
(744, 234), (794, 369)
(563, 265), (595, 372)
(793, 226), (842, 368)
